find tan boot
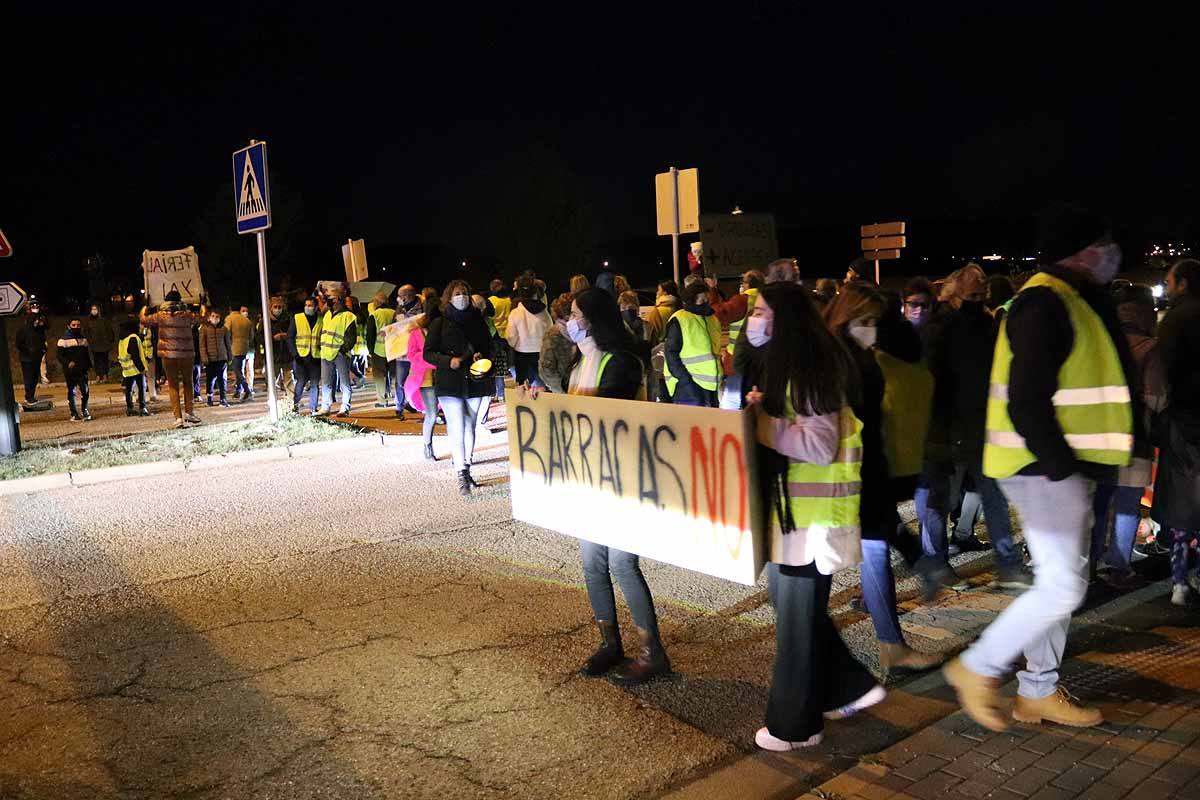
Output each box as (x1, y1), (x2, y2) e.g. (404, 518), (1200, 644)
(943, 657), (1008, 732)
(1012, 687), (1103, 727)
(879, 642), (943, 676)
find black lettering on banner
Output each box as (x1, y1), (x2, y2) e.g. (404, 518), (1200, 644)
(654, 425), (687, 509)
(598, 420), (618, 495)
(638, 425), (660, 508)
(547, 411), (565, 484)
(559, 411), (579, 483)
(515, 406), (546, 479)
(611, 420), (628, 496)
(576, 413), (595, 486)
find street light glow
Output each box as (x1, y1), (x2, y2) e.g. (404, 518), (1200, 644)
(1152, 284), (1164, 298)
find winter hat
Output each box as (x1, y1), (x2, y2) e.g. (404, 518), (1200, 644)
(164, 289), (183, 302)
(1037, 203), (1111, 266)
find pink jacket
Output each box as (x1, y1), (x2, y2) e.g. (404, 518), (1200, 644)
(404, 328), (437, 413)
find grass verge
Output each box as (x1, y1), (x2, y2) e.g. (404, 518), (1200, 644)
(0, 412), (361, 481)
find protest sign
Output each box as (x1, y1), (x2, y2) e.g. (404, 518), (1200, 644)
(506, 389), (765, 585)
(143, 246), (204, 306)
(380, 314), (424, 361)
(342, 239), (368, 283)
(699, 214), (778, 278)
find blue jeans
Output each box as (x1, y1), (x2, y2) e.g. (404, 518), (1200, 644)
(393, 359), (412, 412)
(1171, 529), (1199, 585)
(230, 354), (250, 396)
(719, 373), (743, 410)
(319, 354), (352, 412)
(670, 381), (717, 407)
(66, 375), (90, 417)
(918, 461), (1019, 570)
(579, 540), (660, 634)
(419, 387), (438, 447)
(1090, 483), (1143, 572)
(293, 357), (320, 411)
(439, 394), (485, 470)
(859, 537), (903, 644)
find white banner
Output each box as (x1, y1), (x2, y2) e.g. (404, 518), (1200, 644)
(143, 246), (204, 306)
(506, 389), (765, 585)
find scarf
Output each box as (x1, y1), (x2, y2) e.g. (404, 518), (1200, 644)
(567, 336), (604, 396)
(444, 303), (480, 325)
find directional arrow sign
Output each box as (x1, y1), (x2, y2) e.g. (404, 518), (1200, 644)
(0, 228), (11, 258)
(0, 281), (28, 316)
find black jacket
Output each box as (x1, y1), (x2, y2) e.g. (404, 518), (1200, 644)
(56, 331), (92, 380)
(845, 338), (896, 535)
(926, 302), (998, 464)
(15, 317), (47, 363)
(424, 309), (493, 398)
(565, 347), (644, 400)
(1158, 294), (1200, 413)
(1151, 406), (1200, 530)
(1005, 266), (1139, 483)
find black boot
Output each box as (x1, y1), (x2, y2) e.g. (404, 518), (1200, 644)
(465, 466), (481, 488)
(457, 468), (472, 496)
(423, 444), (435, 461)
(611, 626), (671, 685)
(580, 620), (624, 677)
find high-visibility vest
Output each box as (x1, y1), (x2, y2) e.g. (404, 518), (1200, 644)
(727, 288), (758, 355)
(663, 309), (721, 396)
(319, 311), (355, 361)
(875, 350), (933, 479)
(349, 313), (369, 356)
(118, 334), (144, 377)
(489, 295), (511, 338)
(140, 328), (155, 363)
(983, 272), (1133, 479)
(293, 312), (321, 358)
(370, 308), (395, 358)
(567, 351), (647, 401)
(780, 403), (864, 539)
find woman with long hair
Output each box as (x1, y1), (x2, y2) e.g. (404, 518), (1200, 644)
(424, 280), (494, 495)
(557, 288), (669, 684)
(824, 283), (941, 675)
(404, 297), (441, 461)
(747, 281), (883, 750)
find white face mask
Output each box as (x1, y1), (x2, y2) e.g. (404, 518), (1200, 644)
(450, 295), (470, 311)
(848, 322), (877, 350)
(745, 316), (771, 347)
(566, 318), (589, 344)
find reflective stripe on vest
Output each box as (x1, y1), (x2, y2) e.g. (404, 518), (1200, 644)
(319, 311), (354, 361)
(983, 271), (1133, 479)
(781, 406), (864, 534)
(293, 313), (321, 358)
(370, 308), (395, 358)
(140, 329), (154, 361)
(663, 310), (721, 396)
(726, 288), (758, 355)
(118, 334), (143, 377)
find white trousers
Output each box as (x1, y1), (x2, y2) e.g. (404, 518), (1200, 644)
(961, 474), (1094, 699)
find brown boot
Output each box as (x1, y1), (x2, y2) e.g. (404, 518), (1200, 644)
(943, 657), (1008, 732)
(611, 626), (671, 686)
(879, 641), (943, 676)
(1012, 687), (1103, 727)
(579, 620), (623, 677)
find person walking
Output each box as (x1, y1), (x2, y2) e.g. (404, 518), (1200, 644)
(705, 269), (765, 410)
(315, 289), (358, 418)
(425, 281), (494, 495)
(57, 317), (93, 422)
(83, 303), (115, 382)
(506, 279), (548, 388)
(289, 296), (323, 414)
(403, 298), (441, 461)
(225, 305), (254, 402)
(538, 293), (576, 394)
(116, 320), (150, 416)
(140, 291), (204, 428)
(14, 309), (48, 405)
(1152, 259), (1200, 605)
(663, 281), (721, 406)
(745, 281), (884, 750)
(389, 285), (423, 416)
(346, 295), (370, 389)
(365, 291), (396, 409)
(199, 309), (232, 407)
(266, 298), (291, 393)
(945, 205), (1133, 731)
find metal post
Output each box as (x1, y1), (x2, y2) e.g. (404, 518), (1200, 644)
(0, 322), (21, 455)
(255, 230), (279, 423)
(670, 166), (680, 287)
(875, 258), (881, 286)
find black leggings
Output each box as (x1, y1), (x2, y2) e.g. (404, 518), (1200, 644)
(123, 375), (146, 410)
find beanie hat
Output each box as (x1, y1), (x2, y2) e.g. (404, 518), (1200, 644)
(1037, 203), (1111, 266)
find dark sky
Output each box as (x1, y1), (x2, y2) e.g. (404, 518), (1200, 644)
(3, 6), (1195, 301)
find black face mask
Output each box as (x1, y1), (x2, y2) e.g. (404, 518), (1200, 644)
(959, 300), (986, 316)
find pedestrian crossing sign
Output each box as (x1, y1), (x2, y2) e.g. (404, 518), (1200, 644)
(232, 141), (271, 234)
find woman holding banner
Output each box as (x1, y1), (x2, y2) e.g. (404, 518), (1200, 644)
(745, 281), (884, 751)
(561, 288), (671, 686)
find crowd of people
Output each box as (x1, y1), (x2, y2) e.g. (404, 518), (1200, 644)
(10, 205), (1199, 752)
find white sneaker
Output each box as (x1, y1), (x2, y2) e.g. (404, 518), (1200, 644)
(313, 407), (330, 417)
(1172, 585), (1190, 607)
(754, 727), (823, 751)
(824, 685), (887, 720)
(1189, 574), (1200, 594)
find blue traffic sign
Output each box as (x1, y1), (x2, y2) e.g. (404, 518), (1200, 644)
(232, 141), (271, 234)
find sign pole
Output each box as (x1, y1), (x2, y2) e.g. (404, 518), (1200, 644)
(255, 229), (279, 423)
(875, 258), (880, 285)
(670, 166), (681, 287)
(0, 322), (20, 456)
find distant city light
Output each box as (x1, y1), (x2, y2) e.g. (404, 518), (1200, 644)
(982, 254), (1003, 261)
(461, 260), (467, 267)
(1023, 257), (1036, 261)
(603, 260), (610, 267)
(731, 205), (744, 215)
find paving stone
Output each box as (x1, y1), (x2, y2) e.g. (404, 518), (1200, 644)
(904, 769), (963, 800)
(895, 754), (950, 782)
(1136, 706), (1189, 731)
(1129, 739), (1183, 766)
(856, 781), (900, 800)
(1177, 774), (1200, 800)
(819, 771), (872, 798)
(942, 750), (996, 779)
(1049, 762), (1105, 793)
(875, 771), (917, 794)
(1079, 745), (1127, 771)
(1033, 743), (1092, 774)
(990, 748), (1043, 777)
(1103, 758), (1156, 789)
(1076, 782), (1128, 800)
(879, 742), (923, 769)
(1026, 785), (1074, 800)
(976, 732), (1026, 759)
(1001, 767), (1056, 797)
(1156, 753), (1200, 787)
(1021, 731), (1073, 755)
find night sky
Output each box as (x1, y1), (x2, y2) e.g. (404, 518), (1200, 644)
(3, 6), (1195, 306)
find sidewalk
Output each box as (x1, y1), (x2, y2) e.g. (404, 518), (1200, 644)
(797, 587), (1199, 800)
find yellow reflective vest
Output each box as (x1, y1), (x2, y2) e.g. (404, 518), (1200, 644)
(983, 272), (1133, 478)
(726, 288), (758, 355)
(489, 295), (512, 339)
(664, 309), (721, 397)
(293, 312), (321, 359)
(370, 308), (395, 358)
(875, 350), (934, 479)
(319, 311), (356, 361)
(118, 333), (144, 377)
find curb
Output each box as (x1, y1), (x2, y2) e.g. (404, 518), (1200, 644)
(0, 433), (402, 497)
